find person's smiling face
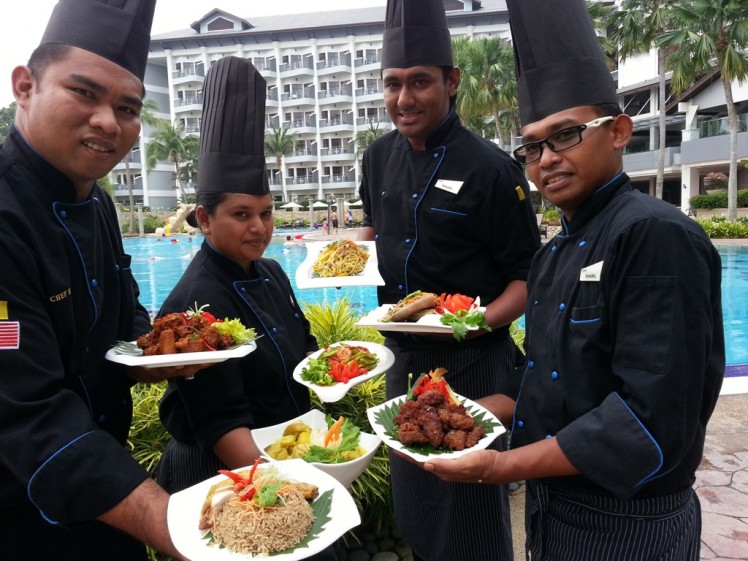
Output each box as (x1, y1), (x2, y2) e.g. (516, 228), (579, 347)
(198, 193), (274, 270)
(13, 46), (143, 199)
(520, 106), (632, 220)
(382, 65), (459, 151)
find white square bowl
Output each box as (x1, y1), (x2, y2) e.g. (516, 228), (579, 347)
(252, 409), (382, 488)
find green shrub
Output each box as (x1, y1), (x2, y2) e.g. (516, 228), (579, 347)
(696, 217), (748, 238)
(543, 208), (561, 225)
(128, 381), (169, 476)
(690, 189), (748, 210)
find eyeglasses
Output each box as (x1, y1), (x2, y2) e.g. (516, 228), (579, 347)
(513, 116), (616, 165)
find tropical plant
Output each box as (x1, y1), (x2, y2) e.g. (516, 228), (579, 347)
(704, 171), (728, 190)
(145, 120), (199, 203)
(452, 36), (518, 147)
(0, 101), (16, 143)
(354, 122), (386, 159)
(264, 125), (296, 202)
(609, 0), (677, 201)
(122, 99), (161, 234)
(301, 298), (392, 535)
(659, 0), (748, 221)
(128, 381), (169, 476)
(696, 216), (748, 238)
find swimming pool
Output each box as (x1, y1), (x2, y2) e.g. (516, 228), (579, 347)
(124, 234), (379, 317)
(124, 236), (747, 368)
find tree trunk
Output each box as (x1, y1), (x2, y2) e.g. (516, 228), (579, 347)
(723, 75), (738, 222)
(124, 156), (135, 234)
(655, 49), (667, 200)
(173, 160), (186, 202)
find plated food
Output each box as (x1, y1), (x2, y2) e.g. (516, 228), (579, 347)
(366, 369), (505, 463)
(381, 291), (439, 322)
(252, 409), (382, 488)
(292, 341), (395, 403)
(295, 241), (384, 289)
(358, 292), (491, 341)
(311, 239), (369, 278)
(135, 304), (256, 355)
(105, 304), (257, 368)
(299, 343), (379, 386)
(200, 460), (318, 555)
(168, 458), (361, 560)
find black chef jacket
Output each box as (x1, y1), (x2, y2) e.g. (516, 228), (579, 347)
(510, 172), (724, 500)
(159, 241), (315, 451)
(359, 109), (540, 340)
(0, 129), (152, 528)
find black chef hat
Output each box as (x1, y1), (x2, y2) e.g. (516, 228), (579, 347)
(198, 56), (269, 196)
(381, 0), (453, 69)
(39, 0), (155, 81)
(507, 0), (618, 126)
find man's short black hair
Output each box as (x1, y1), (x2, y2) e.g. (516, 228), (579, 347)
(27, 44), (72, 81)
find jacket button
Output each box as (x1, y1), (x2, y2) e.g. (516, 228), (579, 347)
(550, 245), (558, 253)
(528, 360), (534, 368)
(412, 193), (418, 199)
(272, 327), (279, 334)
(405, 238), (411, 244)
(397, 284), (403, 291)
(517, 420), (524, 428)
(60, 210), (68, 219)
(551, 370), (559, 380)
(578, 240), (587, 247)
(559, 303), (566, 311)
(91, 278), (98, 287)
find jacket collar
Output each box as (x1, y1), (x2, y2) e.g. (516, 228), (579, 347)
(562, 172), (630, 235)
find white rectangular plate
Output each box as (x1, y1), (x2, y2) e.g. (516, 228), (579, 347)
(366, 393), (505, 463)
(168, 458), (361, 560)
(295, 240), (384, 289)
(356, 305), (484, 334)
(292, 341), (395, 402)
(105, 341), (256, 368)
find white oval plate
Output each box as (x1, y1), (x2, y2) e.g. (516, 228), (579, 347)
(293, 341), (395, 402)
(168, 458), (361, 560)
(295, 240), (384, 289)
(105, 341), (256, 368)
(252, 409), (382, 488)
(366, 393), (506, 463)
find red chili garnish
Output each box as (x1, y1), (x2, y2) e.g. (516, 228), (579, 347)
(437, 293), (475, 314)
(239, 486), (257, 502)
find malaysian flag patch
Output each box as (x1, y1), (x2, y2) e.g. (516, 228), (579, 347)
(0, 322), (20, 349)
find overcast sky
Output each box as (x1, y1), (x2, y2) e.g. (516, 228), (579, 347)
(0, 0), (387, 107)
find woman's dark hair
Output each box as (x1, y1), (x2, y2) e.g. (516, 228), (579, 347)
(187, 191), (230, 228)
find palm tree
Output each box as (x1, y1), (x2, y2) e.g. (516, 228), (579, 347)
(659, 0), (748, 221)
(354, 122), (386, 159)
(452, 36), (518, 148)
(122, 99), (160, 233)
(609, 0), (676, 201)
(264, 125), (296, 202)
(145, 119), (199, 203)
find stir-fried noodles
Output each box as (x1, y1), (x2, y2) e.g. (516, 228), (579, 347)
(312, 239), (369, 277)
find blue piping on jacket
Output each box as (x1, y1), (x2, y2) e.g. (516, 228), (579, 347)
(614, 392), (664, 486)
(28, 430), (96, 525)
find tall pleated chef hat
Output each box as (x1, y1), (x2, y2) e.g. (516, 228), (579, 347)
(198, 56), (269, 196)
(507, 0), (618, 126)
(39, 0), (155, 81)
(381, 0), (453, 69)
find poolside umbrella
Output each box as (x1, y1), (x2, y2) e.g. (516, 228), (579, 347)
(312, 201), (328, 209)
(280, 201), (302, 221)
(348, 200), (363, 207)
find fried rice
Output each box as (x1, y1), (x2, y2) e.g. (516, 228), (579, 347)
(211, 486), (315, 554)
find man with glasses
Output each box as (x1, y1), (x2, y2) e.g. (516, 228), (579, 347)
(422, 0), (724, 560)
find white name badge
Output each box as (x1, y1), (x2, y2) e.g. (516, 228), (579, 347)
(580, 261), (604, 282)
(434, 179), (464, 195)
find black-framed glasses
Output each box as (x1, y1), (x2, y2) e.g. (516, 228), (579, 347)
(513, 116), (616, 165)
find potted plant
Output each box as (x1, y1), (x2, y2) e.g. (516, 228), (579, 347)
(704, 172), (728, 195)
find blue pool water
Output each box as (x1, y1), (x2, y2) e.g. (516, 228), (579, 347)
(124, 236), (747, 367)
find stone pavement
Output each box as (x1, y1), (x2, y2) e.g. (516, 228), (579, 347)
(696, 392), (748, 561)
(507, 391), (748, 561)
